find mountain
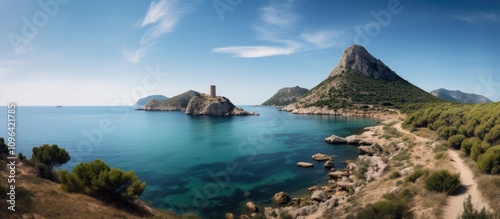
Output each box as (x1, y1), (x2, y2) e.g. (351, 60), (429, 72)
(135, 95), (168, 107)
(143, 90), (200, 111)
(185, 94), (257, 116)
(262, 86), (309, 106)
(430, 88), (493, 104)
(283, 45), (440, 113)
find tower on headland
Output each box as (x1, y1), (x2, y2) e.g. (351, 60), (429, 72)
(210, 85), (216, 97)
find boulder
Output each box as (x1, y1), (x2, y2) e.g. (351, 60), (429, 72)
(346, 162), (358, 174)
(324, 160), (335, 168)
(297, 162), (314, 167)
(324, 135), (348, 144)
(358, 143), (384, 156)
(272, 191), (290, 204)
(308, 186), (319, 191)
(312, 153), (332, 161)
(346, 135), (361, 144)
(246, 202), (258, 212)
(399, 167), (414, 176)
(328, 171), (349, 179)
(311, 191), (328, 202)
(225, 213), (235, 219)
(358, 155), (387, 181)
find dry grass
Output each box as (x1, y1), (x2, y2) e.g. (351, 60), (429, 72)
(412, 128), (439, 140)
(477, 175), (500, 210)
(0, 159), (190, 219)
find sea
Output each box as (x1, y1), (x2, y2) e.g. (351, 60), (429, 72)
(0, 106), (377, 218)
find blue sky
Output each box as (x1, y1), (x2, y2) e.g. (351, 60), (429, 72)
(0, 0), (499, 106)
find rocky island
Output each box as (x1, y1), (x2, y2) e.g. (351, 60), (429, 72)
(185, 86), (258, 116)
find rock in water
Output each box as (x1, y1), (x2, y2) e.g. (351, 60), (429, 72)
(184, 94), (256, 116)
(312, 153), (332, 161)
(144, 90), (199, 111)
(272, 191), (290, 204)
(297, 162), (314, 167)
(324, 160), (335, 168)
(246, 201), (258, 212)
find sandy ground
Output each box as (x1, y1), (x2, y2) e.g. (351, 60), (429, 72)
(394, 122), (492, 219)
(443, 150), (492, 219)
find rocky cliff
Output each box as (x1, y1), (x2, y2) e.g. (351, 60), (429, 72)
(184, 94), (256, 116)
(143, 90), (199, 111)
(430, 88), (493, 104)
(262, 86), (309, 106)
(282, 45), (440, 114)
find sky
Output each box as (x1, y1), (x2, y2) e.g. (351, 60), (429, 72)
(0, 0), (499, 106)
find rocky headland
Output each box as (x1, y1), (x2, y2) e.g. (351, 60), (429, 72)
(142, 90), (200, 111)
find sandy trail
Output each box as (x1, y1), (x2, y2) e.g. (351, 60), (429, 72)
(394, 122), (492, 219)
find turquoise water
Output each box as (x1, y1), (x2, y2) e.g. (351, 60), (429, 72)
(0, 106), (376, 218)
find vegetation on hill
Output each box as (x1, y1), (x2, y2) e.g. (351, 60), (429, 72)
(304, 70), (442, 109)
(262, 86), (309, 106)
(135, 95), (168, 106)
(404, 102), (500, 174)
(32, 144), (70, 178)
(144, 90), (199, 110)
(60, 159), (146, 201)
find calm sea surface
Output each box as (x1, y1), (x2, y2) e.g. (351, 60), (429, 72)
(0, 106), (377, 218)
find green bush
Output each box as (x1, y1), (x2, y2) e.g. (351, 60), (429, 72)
(471, 142), (491, 161)
(449, 134), (466, 150)
(477, 146), (500, 174)
(60, 159), (146, 201)
(424, 170), (461, 194)
(461, 137), (481, 156)
(406, 169), (430, 183)
(458, 195), (490, 219)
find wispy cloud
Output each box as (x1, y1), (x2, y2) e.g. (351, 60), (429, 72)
(124, 0), (191, 63)
(213, 0), (303, 58)
(451, 13), (497, 24)
(213, 0), (346, 58)
(212, 43), (300, 58)
(123, 46), (150, 64)
(300, 30), (344, 49)
(260, 0), (299, 27)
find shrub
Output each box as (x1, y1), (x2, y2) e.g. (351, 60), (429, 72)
(390, 171), (401, 179)
(424, 170), (461, 194)
(458, 195), (490, 219)
(60, 159), (146, 201)
(449, 134), (466, 149)
(471, 142), (491, 161)
(406, 169), (429, 183)
(476, 146), (500, 174)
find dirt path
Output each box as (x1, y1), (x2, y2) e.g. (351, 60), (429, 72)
(394, 122), (492, 218)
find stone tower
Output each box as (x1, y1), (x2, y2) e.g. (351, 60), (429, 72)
(210, 85), (216, 97)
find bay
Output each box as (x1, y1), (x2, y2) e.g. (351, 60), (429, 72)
(0, 106), (377, 218)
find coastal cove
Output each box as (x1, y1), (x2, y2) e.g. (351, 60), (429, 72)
(0, 106), (377, 218)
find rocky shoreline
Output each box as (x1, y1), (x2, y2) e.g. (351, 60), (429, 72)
(226, 112), (401, 219)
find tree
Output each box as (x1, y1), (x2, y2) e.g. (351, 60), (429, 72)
(60, 159), (146, 201)
(449, 134), (466, 150)
(32, 144), (70, 177)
